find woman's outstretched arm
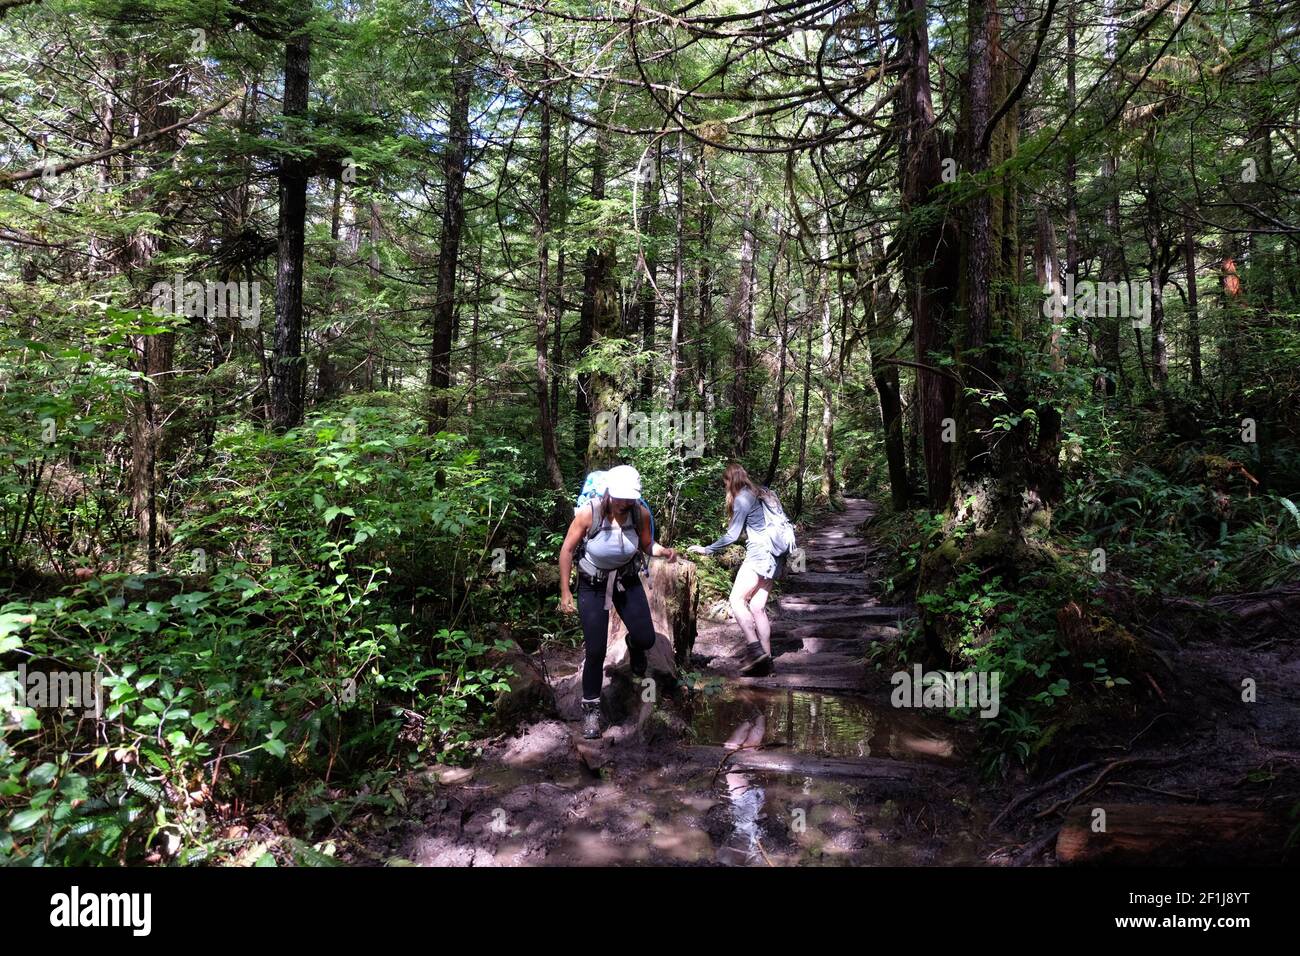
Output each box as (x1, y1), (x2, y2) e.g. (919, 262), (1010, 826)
(699, 490), (754, 554)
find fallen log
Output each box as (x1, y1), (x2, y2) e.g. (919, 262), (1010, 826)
(683, 745), (955, 782)
(1159, 584), (1300, 642)
(772, 605), (910, 621)
(1055, 802), (1294, 865)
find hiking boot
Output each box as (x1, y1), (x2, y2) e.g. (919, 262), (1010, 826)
(581, 698), (602, 739)
(738, 643), (773, 677)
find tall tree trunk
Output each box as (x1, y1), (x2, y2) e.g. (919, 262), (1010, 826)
(551, 82), (574, 429)
(1145, 188), (1169, 389)
(467, 241), (482, 416)
(534, 56), (564, 494)
(270, 10), (311, 431)
(729, 190), (758, 455)
(898, 0), (958, 510)
(859, 227), (911, 510)
(316, 178), (343, 401)
(919, 0), (1061, 658)
(1065, 1), (1079, 291)
(1097, 0), (1124, 396)
(794, 300), (814, 520)
(695, 155), (714, 415)
(818, 216), (839, 502)
(1184, 218), (1202, 389)
(1219, 236), (1245, 405)
(127, 62), (185, 564)
(364, 199), (382, 391)
(668, 133), (686, 407)
(635, 144), (660, 401)
(763, 224), (792, 487)
(428, 44), (472, 431)
(576, 127), (616, 467)
(1037, 205), (1064, 372)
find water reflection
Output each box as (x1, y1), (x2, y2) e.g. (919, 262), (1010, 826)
(692, 687), (957, 762)
(717, 771), (766, 865)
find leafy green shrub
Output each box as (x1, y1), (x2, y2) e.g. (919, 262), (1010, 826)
(0, 404), (525, 864)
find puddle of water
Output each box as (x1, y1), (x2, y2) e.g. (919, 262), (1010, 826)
(704, 769), (987, 866)
(690, 687), (960, 763)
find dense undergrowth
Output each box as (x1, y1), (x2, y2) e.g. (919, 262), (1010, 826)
(868, 381), (1300, 778)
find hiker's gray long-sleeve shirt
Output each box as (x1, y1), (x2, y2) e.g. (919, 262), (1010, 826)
(702, 489), (767, 554)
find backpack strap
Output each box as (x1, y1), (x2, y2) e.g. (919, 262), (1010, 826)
(586, 498), (603, 540)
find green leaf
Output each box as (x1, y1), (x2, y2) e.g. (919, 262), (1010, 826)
(10, 808), (46, 831)
(27, 762), (58, 787)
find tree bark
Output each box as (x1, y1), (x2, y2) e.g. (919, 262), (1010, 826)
(1036, 205), (1063, 372)
(858, 228), (911, 510)
(428, 43), (472, 431)
(818, 216), (839, 502)
(729, 189), (758, 455)
(794, 297), (814, 519)
(636, 144), (659, 401)
(668, 133), (686, 407)
(270, 10), (311, 431)
(1096, 0), (1124, 397)
(576, 127), (618, 468)
(534, 58), (565, 495)
(1184, 218), (1202, 388)
(918, 0), (1061, 658)
(127, 62), (186, 563)
(898, 0), (959, 510)
(695, 155), (714, 416)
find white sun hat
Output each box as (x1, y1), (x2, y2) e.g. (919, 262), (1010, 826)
(605, 464), (642, 500)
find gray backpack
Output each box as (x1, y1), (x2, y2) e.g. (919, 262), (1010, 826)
(760, 492), (796, 556)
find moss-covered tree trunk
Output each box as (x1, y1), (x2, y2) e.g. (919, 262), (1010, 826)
(917, 0), (1062, 659)
(897, 0), (959, 511)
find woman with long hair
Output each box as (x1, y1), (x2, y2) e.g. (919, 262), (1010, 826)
(688, 462), (793, 675)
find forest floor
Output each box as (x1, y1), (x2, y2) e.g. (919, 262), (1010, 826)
(340, 501), (1300, 866)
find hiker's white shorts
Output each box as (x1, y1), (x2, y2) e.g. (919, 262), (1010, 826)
(743, 533), (787, 581)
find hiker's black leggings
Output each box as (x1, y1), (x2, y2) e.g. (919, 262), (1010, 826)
(577, 575), (656, 700)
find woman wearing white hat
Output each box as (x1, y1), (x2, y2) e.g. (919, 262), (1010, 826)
(558, 464), (677, 739)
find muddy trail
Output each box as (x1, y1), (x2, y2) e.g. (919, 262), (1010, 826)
(342, 500), (1300, 867)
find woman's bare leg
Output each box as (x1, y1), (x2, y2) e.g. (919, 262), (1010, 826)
(729, 565), (762, 647)
(747, 576), (774, 656)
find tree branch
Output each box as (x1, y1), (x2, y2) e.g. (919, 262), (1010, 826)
(978, 0), (1059, 154)
(1, 93), (238, 187)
